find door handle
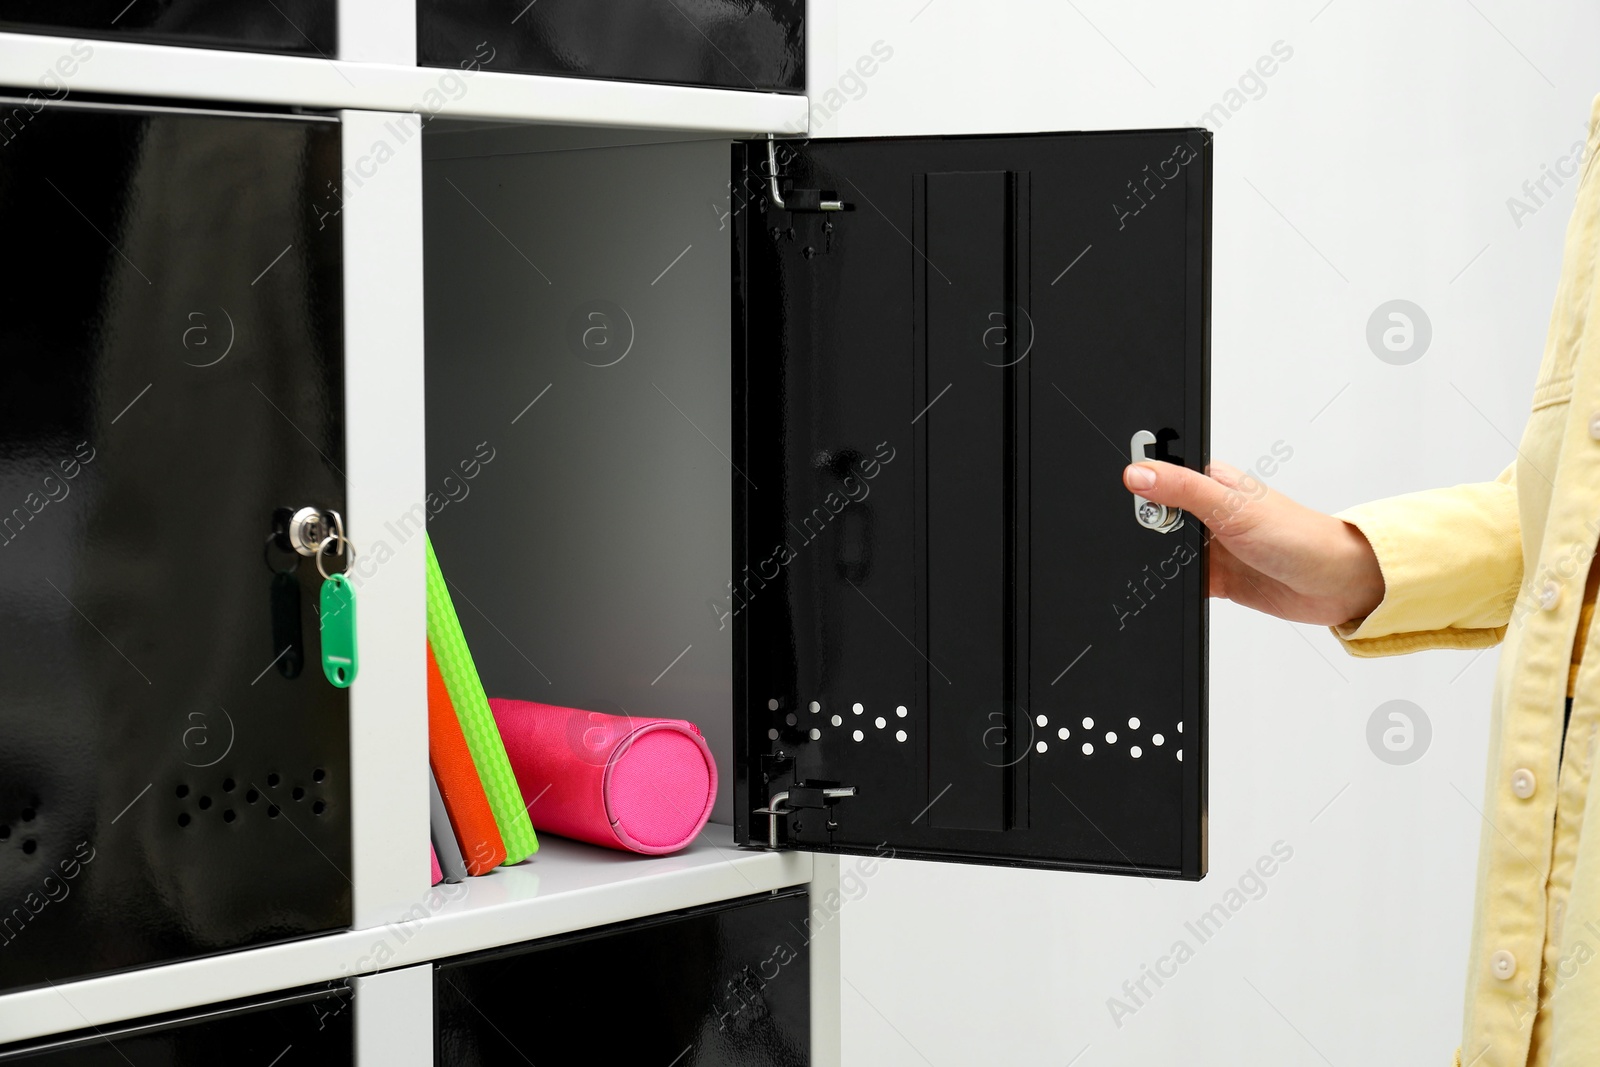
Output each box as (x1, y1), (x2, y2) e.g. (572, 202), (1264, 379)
(1130, 430), (1183, 533)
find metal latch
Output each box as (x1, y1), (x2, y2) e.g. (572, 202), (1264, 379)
(1130, 430), (1183, 533)
(766, 135), (846, 213)
(753, 784), (857, 849)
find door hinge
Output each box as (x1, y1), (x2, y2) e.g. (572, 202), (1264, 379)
(766, 135), (847, 213)
(753, 783), (857, 850)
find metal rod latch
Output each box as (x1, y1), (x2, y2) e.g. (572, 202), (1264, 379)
(753, 785), (857, 849)
(766, 135), (846, 213)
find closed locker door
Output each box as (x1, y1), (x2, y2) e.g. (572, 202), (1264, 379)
(0, 983), (354, 1064)
(0, 4), (335, 57)
(436, 890), (810, 1066)
(417, 0), (804, 92)
(0, 100), (350, 993)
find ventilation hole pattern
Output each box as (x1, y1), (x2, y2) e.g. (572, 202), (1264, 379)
(170, 770), (332, 826)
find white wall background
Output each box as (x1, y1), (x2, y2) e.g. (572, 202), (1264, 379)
(818, 2), (1600, 1064)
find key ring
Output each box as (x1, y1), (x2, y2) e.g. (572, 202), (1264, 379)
(316, 510), (356, 581)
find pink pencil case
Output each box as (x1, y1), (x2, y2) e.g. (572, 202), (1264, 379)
(489, 698), (717, 855)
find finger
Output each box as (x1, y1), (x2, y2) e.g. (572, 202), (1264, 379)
(1122, 460), (1241, 529)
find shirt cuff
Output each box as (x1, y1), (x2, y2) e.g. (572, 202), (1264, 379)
(1325, 482), (1521, 657)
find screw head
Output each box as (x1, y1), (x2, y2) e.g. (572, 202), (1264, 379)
(1138, 501), (1163, 525)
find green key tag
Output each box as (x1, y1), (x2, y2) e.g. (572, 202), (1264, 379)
(319, 573), (358, 688)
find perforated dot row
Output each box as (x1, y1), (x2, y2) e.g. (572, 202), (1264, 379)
(774, 701), (1176, 759)
(773, 699), (912, 744)
(1030, 718), (1186, 759)
(174, 769), (329, 826)
(800, 699), (909, 718)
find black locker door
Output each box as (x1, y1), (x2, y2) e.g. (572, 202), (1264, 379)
(0, 102), (350, 992)
(0, 983), (353, 1064)
(0, 3), (335, 57)
(436, 890), (810, 1066)
(417, 0), (804, 93)
(732, 131), (1209, 879)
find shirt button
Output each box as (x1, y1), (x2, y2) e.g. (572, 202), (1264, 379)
(1491, 950), (1517, 980)
(1540, 581), (1562, 611)
(1590, 412), (1600, 440)
(1511, 768), (1537, 799)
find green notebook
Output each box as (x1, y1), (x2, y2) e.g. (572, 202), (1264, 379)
(424, 534), (538, 863)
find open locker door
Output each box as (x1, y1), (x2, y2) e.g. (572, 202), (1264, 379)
(731, 130), (1209, 879)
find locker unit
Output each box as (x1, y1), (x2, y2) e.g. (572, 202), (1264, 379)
(0, 5), (1212, 1063)
(0, 100), (350, 994)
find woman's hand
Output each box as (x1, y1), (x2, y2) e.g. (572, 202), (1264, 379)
(1123, 460), (1386, 627)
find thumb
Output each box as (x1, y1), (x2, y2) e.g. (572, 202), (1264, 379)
(1122, 460), (1238, 531)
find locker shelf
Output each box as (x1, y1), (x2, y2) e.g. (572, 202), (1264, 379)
(0, 826), (810, 1047)
(0, 30), (808, 133)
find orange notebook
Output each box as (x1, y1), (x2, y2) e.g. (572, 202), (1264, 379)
(427, 641), (506, 875)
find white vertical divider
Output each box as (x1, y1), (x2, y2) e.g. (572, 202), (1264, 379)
(810, 854), (844, 1067)
(341, 110), (430, 930)
(353, 964), (434, 1065)
(339, 0), (417, 65)
(804, 0), (837, 136)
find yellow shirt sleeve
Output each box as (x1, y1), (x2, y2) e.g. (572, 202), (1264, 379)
(1328, 462), (1523, 657)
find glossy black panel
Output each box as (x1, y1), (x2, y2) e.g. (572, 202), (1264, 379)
(0, 104), (350, 992)
(0, 984), (353, 1063)
(437, 890), (810, 1066)
(925, 169), (1012, 834)
(732, 132), (1210, 877)
(417, 0), (804, 93)
(0, 2), (334, 58)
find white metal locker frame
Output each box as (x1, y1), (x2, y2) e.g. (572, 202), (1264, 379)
(352, 965), (434, 1063)
(0, 1), (846, 1064)
(0, 22), (806, 130)
(342, 107), (430, 934)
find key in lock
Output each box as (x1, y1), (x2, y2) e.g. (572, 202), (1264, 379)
(275, 505), (336, 557)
